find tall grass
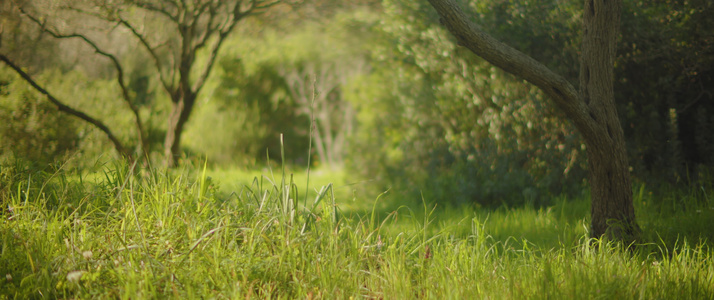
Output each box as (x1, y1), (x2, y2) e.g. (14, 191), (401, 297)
(0, 160), (712, 299)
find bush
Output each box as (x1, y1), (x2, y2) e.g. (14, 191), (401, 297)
(0, 69), (80, 165)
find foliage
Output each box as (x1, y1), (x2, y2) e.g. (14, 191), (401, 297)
(0, 62), (169, 168)
(0, 159), (712, 298)
(617, 0), (714, 184)
(0, 0), (64, 71)
(185, 54), (313, 166)
(347, 0), (713, 206)
(1, 0), (296, 167)
(187, 10), (378, 168)
(0, 68), (80, 165)
(347, 0), (587, 206)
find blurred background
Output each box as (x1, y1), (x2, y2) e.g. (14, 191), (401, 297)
(1, 0), (712, 208)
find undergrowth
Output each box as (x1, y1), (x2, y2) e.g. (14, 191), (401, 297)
(0, 159), (712, 299)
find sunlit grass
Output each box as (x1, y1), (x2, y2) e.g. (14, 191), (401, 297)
(1, 160), (712, 299)
(206, 166), (392, 217)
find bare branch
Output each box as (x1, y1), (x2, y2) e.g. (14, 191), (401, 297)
(163, 0), (180, 11)
(62, 6), (112, 21)
(20, 8), (148, 155)
(191, 2), (220, 51)
(251, 0), (284, 13)
(0, 54), (131, 159)
(21, 11), (124, 94)
(117, 17), (175, 94)
(191, 34), (226, 93)
(190, 0), (213, 21)
(191, 0), (254, 93)
(177, 0), (188, 13)
(129, 0), (180, 22)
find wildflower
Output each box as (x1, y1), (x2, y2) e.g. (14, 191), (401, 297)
(66, 271), (84, 283)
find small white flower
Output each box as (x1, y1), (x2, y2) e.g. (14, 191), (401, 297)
(82, 250), (93, 260)
(66, 271), (84, 283)
(6, 274), (11, 281)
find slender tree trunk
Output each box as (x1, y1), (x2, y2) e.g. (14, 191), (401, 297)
(579, 0), (639, 240)
(164, 93), (197, 167)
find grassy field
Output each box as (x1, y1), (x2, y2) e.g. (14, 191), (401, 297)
(1, 160), (713, 299)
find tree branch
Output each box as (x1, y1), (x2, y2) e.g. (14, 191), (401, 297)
(250, 0), (284, 14)
(117, 17), (175, 94)
(129, 0), (180, 22)
(192, 0), (284, 87)
(191, 2), (220, 51)
(427, 0), (598, 136)
(191, 1), (250, 93)
(0, 54), (131, 159)
(20, 9), (148, 155)
(191, 34), (226, 93)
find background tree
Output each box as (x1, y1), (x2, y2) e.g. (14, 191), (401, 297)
(188, 11), (375, 168)
(617, 0), (714, 184)
(277, 20), (371, 169)
(357, 0), (713, 212)
(426, 0), (638, 239)
(1, 0), (294, 167)
(185, 57), (309, 166)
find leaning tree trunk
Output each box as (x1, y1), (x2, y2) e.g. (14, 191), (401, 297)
(426, 0), (640, 241)
(579, 0), (639, 240)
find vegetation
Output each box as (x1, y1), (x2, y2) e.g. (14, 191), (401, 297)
(1, 0), (713, 297)
(0, 161), (712, 298)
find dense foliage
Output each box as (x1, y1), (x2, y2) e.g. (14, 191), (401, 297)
(0, 69), (79, 165)
(353, 0), (588, 206)
(618, 0), (714, 183)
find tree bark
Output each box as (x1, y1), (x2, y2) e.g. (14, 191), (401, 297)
(580, 0), (638, 240)
(164, 92), (197, 167)
(427, 0), (639, 240)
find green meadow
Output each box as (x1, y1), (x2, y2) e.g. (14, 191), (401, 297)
(1, 160), (712, 299)
(2, 1), (714, 298)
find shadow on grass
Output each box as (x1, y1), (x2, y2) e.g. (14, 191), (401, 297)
(209, 166), (714, 254)
(338, 184), (714, 254)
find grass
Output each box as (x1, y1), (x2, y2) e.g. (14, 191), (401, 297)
(1, 159), (713, 299)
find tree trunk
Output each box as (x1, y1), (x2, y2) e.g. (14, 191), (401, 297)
(164, 93), (197, 167)
(426, 0), (640, 241)
(579, 0), (639, 240)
